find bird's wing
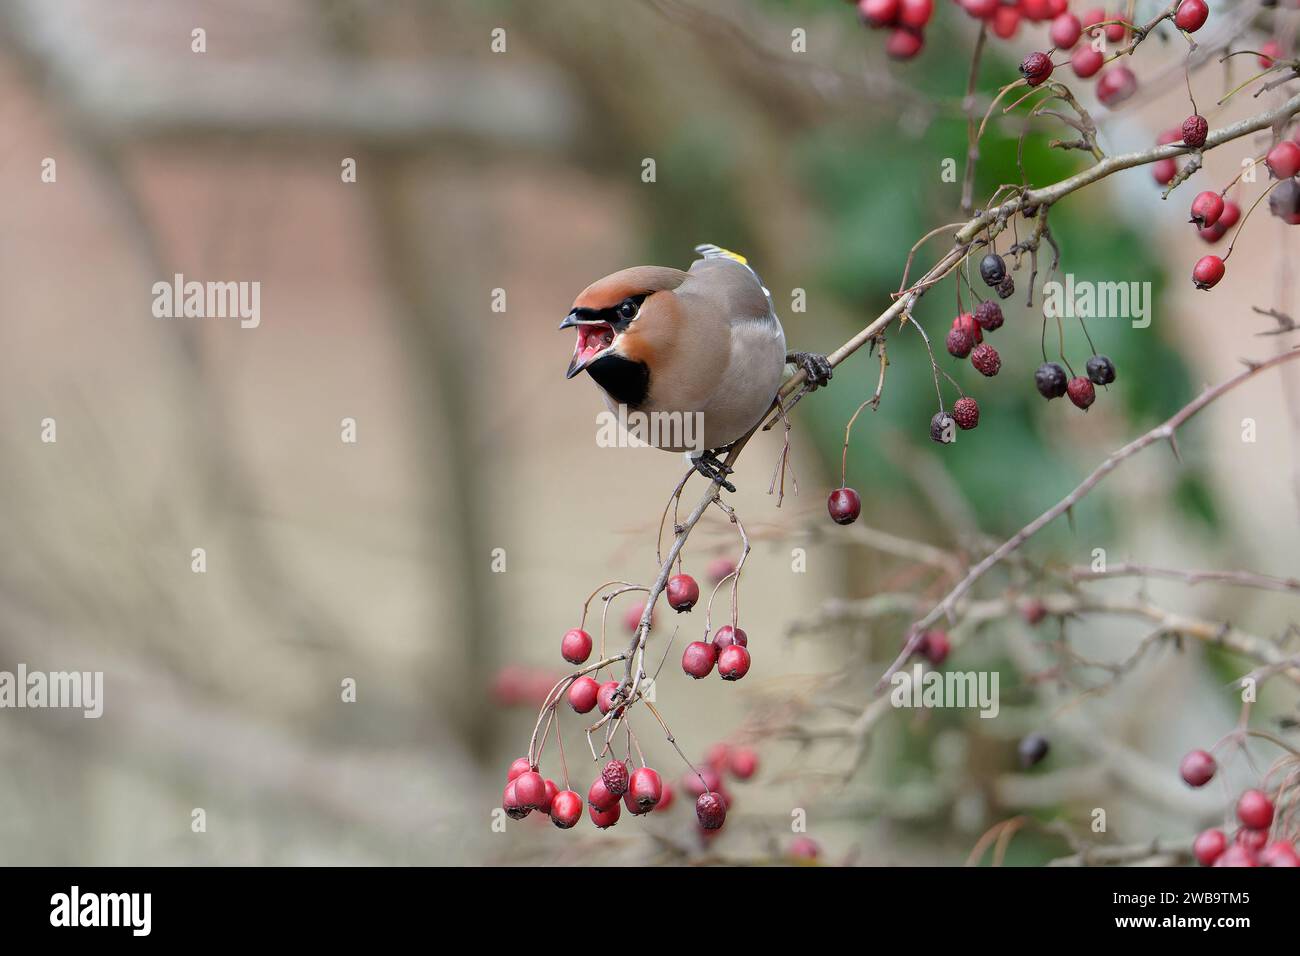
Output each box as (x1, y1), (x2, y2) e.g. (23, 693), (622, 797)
(687, 244), (779, 330)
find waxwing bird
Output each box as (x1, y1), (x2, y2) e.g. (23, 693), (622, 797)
(561, 244), (832, 490)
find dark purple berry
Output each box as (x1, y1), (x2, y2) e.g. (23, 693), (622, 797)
(1034, 362), (1068, 399)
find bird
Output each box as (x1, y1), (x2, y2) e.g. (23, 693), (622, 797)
(560, 244), (831, 490)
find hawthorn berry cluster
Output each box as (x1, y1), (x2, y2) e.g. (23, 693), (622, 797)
(1179, 748), (1299, 867)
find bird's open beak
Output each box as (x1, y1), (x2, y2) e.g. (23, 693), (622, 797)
(561, 312), (616, 379)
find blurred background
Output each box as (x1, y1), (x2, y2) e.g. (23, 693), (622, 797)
(0, 0), (1296, 865)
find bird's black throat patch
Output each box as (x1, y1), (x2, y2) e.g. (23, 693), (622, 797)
(587, 353), (650, 408)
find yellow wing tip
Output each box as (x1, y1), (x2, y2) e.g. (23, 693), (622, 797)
(694, 243), (748, 265)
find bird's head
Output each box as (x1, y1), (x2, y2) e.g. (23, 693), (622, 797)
(560, 266), (687, 380)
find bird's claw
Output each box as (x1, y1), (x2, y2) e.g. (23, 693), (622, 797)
(692, 452), (737, 493)
(788, 351), (833, 390)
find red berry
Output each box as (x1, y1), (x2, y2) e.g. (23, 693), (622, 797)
(946, 326), (975, 358)
(1021, 599), (1047, 624)
(918, 629), (951, 665)
(828, 487), (862, 524)
(1236, 789), (1275, 830)
(730, 747), (759, 780)
(1096, 66), (1138, 107)
(706, 556), (737, 583)
(718, 644), (751, 680)
(960, 0), (998, 17)
(885, 27), (924, 60)
(1046, 0), (1067, 15)
(1151, 157), (1178, 185)
(1217, 199), (1241, 229)
(706, 743), (731, 769)
(696, 791), (727, 830)
(952, 396), (979, 431)
(714, 625), (748, 649)
(1193, 828), (1227, 866)
(1173, 0), (1209, 32)
(898, 0), (934, 28)
(1236, 827), (1268, 852)
(1067, 376), (1095, 409)
(1020, 51), (1054, 86)
(991, 5), (1021, 37)
(1071, 46), (1104, 78)
(602, 759), (630, 796)
(857, 0), (900, 27)
(589, 799), (621, 828)
(1104, 15), (1127, 41)
(502, 780), (530, 820)
(514, 770), (547, 809)
(657, 781), (675, 811)
(507, 756), (532, 782)
(1021, 0), (1053, 21)
(1049, 12), (1083, 47)
(1080, 6), (1106, 34)
(666, 573), (700, 612)
(970, 343), (1001, 376)
(1157, 127), (1183, 145)
(1259, 842), (1300, 867)
(973, 300), (1004, 332)
(1189, 191), (1224, 228)
(539, 778), (559, 814)
(568, 675), (599, 713)
(596, 680), (625, 716)
(628, 767), (663, 813)
(683, 767), (723, 798)
(1259, 39), (1282, 69)
(787, 836), (821, 860)
(549, 789), (582, 829)
(623, 600), (651, 633)
(1181, 114), (1208, 148)
(1191, 254), (1225, 290)
(588, 776), (616, 810)
(1179, 749), (1216, 787)
(1214, 844), (1258, 867)
(953, 311), (983, 343)
(682, 641), (717, 679)
(561, 628), (593, 664)
(1266, 140), (1300, 179)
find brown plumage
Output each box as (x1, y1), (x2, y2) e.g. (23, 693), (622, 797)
(561, 246), (788, 454)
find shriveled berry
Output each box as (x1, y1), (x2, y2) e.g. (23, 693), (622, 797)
(1085, 354), (1116, 385)
(1018, 733), (1050, 768)
(974, 300), (1004, 332)
(1268, 178), (1300, 223)
(1096, 66), (1138, 107)
(561, 628), (593, 664)
(828, 487), (862, 524)
(1173, 0), (1209, 32)
(1067, 376), (1095, 409)
(930, 412), (955, 444)
(1266, 140), (1300, 179)
(1071, 46), (1104, 78)
(952, 396), (979, 430)
(596, 680), (625, 716)
(730, 747), (759, 780)
(996, 274), (1015, 299)
(568, 675), (600, 713)
(1020, 51), (1053, 86)
(696, 791), (727, 830)
(946, 326), (975, 358)
(979, 253), (1006, 286)
(718, 644), (751, 680)
(1193, 828), (1227, 866)
(970, 343), (1001, 376)
(666, 573), (700, 612)
(627, 767), (663, 813)
(602, 760), (630, 796)
(589, 799), (621, 828)
(1181, 114), (1208, 148)
(1179, 749), (1216, 787)
(1049, 13), (1082, 49)
(682, 641), (716, 679)
(1189, 190), (1224, 228)
(714, 625), (748, 649)
(1034, 362), (1068, 399)
(549, 789), (582, 828)
(1192, 254), (1225, 290)
(1236, 789), (1274, 830)
(918, 629), (951, 665)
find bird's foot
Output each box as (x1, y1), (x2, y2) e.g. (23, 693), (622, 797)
(787, 351), (834, 390)
(691, 450), (737, 493)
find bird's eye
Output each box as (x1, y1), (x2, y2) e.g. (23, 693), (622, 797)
(617, 298), (639, 321)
